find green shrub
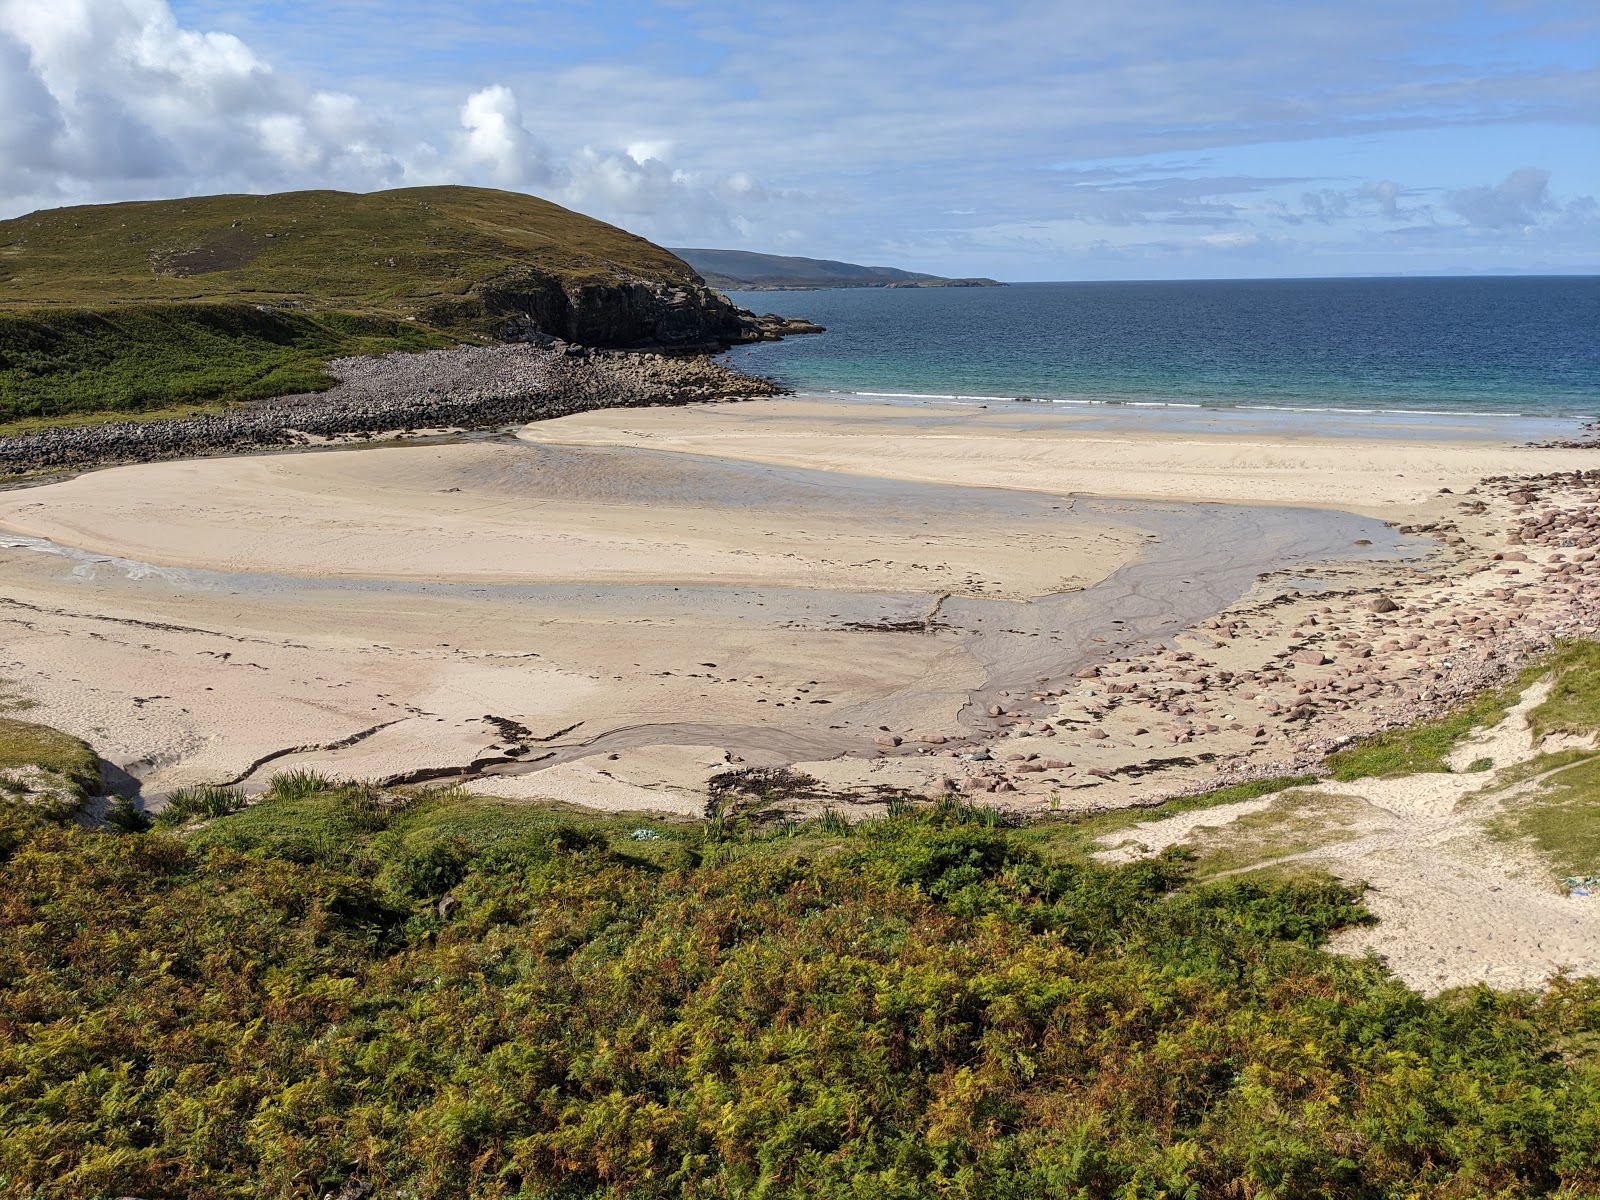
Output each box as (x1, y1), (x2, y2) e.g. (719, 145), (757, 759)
(152, 782), (247, 826)
(102, 795), (151, 834)
(0, 302), (450, 423)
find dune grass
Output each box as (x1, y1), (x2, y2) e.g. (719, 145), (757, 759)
(1490, 754), (1600, 882)
(1528, 639), (1600, 741)
(0, 714), (99, 795)
(1325, 656), (1561, 780)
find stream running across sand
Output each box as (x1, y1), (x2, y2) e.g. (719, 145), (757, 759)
(0, 436), (1418, 788)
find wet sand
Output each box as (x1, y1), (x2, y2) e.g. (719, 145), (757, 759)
(0, 424), (1403, 794)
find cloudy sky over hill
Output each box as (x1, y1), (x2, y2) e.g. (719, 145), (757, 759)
(0, 0), (1595, 278)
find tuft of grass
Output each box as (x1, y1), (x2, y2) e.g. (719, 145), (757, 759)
(266, 767), (335, 803)
(815, 807), (852, 836)
(153, 783), (247, 827)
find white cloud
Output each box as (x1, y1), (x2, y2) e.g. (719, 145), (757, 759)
(457, 85), (554, 187)
(0, 0), (778, 237)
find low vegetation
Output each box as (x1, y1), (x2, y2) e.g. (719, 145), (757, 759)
(0, 187), (700, 314)
(1528, 639), (1600, 740)
(0, 714), (100, 820)
(1326, 656), (1554, 779)
(1491, 754), (1600, 881)
(0, 303), (450, 423)
(3, 766), (1600, 1198)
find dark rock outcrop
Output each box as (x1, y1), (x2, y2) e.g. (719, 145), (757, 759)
(418, 272), (750, 351)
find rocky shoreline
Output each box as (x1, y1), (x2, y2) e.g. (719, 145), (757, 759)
(867, 468), (1600, 810)
(0, 342), (782, 478)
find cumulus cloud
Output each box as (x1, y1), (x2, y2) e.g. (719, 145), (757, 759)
(0, 0), (409, 203)
(457, 85), (556, 187)
(0, 0), (777, 239)
(1447, 167), (1554, 229)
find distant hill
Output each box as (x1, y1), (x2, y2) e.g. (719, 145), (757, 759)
(670, 248), (1003, 291)
(0, 187), (754, 424)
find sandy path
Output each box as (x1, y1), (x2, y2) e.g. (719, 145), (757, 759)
(1092, 683), (1600, 993)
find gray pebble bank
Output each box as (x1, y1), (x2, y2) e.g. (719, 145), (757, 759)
(0, 342), (782, 478)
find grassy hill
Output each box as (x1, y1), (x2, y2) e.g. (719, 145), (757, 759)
(0, 187), (742, 425)
(671, 246), (1002, 290)
(1, 187), (706, 316)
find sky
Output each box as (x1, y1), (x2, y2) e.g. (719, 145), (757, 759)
(0, 0), (1596, 280)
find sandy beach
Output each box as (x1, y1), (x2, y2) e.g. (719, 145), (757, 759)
(3, 394), (1598, 990)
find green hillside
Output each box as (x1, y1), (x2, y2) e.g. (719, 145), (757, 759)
(1, 187), (703, 315)
(0, 187), (742, 425)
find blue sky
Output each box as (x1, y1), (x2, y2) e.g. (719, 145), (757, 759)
(1, 0), (1595, 279)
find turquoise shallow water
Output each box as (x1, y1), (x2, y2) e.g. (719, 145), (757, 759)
(721, 277), (1599, 420)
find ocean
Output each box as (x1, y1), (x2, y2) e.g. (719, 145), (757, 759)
(720, 276), (1599, 422)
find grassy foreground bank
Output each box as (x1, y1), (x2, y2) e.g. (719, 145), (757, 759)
(3, 767), (1600, 1198)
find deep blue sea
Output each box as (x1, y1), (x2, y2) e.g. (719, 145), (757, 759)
(720, 277), (1599, 419)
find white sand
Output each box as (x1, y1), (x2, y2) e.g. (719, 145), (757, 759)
(0, 438), (1139, 599)
(524, 398), (1598, 515)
